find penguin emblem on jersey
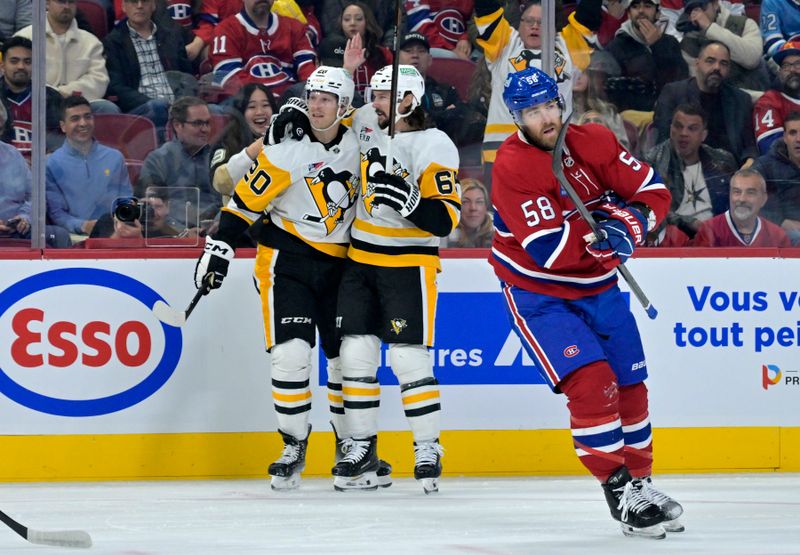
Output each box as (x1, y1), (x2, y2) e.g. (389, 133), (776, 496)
(390, 318), (407, 335)
(361, 147), (410, 216)
(509, 49), (567, 82)
(302, 167), (357, 234)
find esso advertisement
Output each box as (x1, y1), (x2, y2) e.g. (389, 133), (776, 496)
(0, 268), (181, 417)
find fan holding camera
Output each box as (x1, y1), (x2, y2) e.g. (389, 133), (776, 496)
(91, 190), (180, 240)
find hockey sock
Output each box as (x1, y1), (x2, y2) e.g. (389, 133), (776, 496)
(340, 335), (382, 438)
(390, 344), (441, 442)
(270, 339), (312, 440)
(618, 382), (653, 478)
(559, 360), (624, 482)
(326, 357), (347, 437)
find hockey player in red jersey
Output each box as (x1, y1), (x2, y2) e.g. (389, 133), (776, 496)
(491, 66), (683, 539)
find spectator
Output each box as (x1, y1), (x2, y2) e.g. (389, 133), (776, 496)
(138, 96), (220, 230)
(473, 0), (574, 172)
(760, 0), (800, 60)
(15, 0), (118, 114)
(113, 0), (202, 59)
(403, 0), (474, 59)
(676, 0), (768, 92)
(0, 0), (31, 47)
(210, 83), (275, 205)
(46, 95), (133, 237)
(446, 178), (493, 247)
(192, 0), (242, 61)
(90, 188), (182, 239)
(604, 0), (687, 114)
(103, 0), (193, 131)
(0, 102), (72, 247)
(319, 2), (391, 97)
(572, 51), (630, 149)
(644, 103), (737, 238)
(753, 41), (800, 155)
(692, 168), (792, 247)
(209, 0), (317, 99)
(396, 32), (485, 146)
(653, 40), (756, 166)
(752, 112), (800, 244)
(319, 0), (395, 45)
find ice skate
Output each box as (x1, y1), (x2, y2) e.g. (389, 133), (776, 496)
(602, 466), (666, 539)
(639, 476), (685, 532)
(332, 436), (380, 491)
(414, 439), (443, 494)
(268, 427), (310, 491)
(331, 423), (392, 488)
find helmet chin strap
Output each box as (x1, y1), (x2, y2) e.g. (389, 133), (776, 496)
(309, 103), (348, 133)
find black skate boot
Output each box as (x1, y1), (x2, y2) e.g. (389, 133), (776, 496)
(268, 426), (310, 491)
(331, 436), (380, 491)
(637, 476), (684, 532)
(602, 466), (666, 539)
(414, 439), (444, 494)
(331, 423), (392, 488)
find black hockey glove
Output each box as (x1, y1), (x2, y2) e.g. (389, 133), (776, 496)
(194, 236), (235, 293)
(371, 171), (421, 217)
(266, 97), (311, 145)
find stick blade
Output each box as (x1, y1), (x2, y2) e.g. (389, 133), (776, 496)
(152, 300), (186, 327)
(27, 529), (92, 549)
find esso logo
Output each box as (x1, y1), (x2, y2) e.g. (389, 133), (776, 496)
(0, 268), (182, 417)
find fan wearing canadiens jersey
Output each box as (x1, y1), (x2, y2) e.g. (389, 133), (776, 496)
(209, 0), (316, 97)
(492, 67), (683, 539)
(193, 67), (393, 491)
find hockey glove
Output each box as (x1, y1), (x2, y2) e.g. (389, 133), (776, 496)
(194, 236), (235, 293)
(371, 171), (421, 217)
(266, 97), (311, 145)
(586, 203), (647, 267)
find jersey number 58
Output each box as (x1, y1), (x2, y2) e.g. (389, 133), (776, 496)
(521, 197), (556, 227)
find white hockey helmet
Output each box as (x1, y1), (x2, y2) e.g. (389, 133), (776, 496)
(305, 66), (355, 116)
(369, 64), (425, 112)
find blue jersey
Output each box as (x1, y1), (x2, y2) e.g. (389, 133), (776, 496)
(761, 0), (800, 57)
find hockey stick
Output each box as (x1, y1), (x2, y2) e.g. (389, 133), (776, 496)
(551, 112), (658, 319)
(383, 0), (403, 173)
(0, 508), (92, 549)
(152, 284), (208, 327)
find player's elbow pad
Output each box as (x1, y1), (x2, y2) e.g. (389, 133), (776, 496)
(216, 209), (251, 245)
(406, 198), (457, 237)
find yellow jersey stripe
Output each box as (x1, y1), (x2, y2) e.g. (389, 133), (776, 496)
(424, 266), (438, 346)
(272, 391), (312, 402)
(353, 219), (434, 238)
(221, 206), (255, 226)
(281, 219), (348, 258)
(348, 247), (442, 271)
(402, 390), (441, 406)
(475, 8), (511, 62)
(254, 245), (277, 349)
(342, 386), (380, 397)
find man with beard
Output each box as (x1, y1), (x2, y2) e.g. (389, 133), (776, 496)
(692, 168), (791, 247)
(754, 41), (800, 155)
(605, 0), (687, 113)
(653, 40), (756, 166)
(645, 103), (737, 238)
(490, 66), (681, 539)
(752, 111), (800, 244)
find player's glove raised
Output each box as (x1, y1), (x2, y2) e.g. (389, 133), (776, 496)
(194, 236), (235, 293)
(371, 170), (421, 217)
(266, 97), (311, 145)
(586, 203), (647, 267)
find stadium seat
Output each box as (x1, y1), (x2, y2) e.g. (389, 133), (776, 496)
(428, 58), (477, 102)
(93, 113), (158, 161)
(126, 159), (143, 186)
(77, 0), (110, 40)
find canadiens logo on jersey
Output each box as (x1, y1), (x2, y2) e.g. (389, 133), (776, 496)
(245, 55), (293, 87)
(434, 8), (466, 45)
(303, 167), (357, 234)
(167, 0), (193, 27)
(509, 49), (567, 82)
(390, 318), (408, 335)
(360, 147), (410, 216)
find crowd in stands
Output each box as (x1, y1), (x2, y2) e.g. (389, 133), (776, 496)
(0, 0), (798, 249)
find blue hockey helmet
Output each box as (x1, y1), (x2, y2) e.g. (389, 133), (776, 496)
(502, 67), (560, 124)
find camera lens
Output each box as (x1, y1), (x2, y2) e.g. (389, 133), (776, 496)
(113, 198), (141, 223)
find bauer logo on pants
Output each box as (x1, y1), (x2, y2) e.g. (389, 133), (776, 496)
(0, 268), (182, 417)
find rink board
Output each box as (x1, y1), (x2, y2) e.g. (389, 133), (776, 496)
(1, 252), (799, 480)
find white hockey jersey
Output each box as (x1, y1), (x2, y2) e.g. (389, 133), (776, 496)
(225, 129), (361, 258)
(348, 106), (461, 270)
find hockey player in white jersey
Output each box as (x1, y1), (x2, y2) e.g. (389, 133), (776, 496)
(329, 64), (462, 494)
(194, 66), (390, 490)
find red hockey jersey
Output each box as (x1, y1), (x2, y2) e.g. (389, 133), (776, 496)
(5, 91), (32, 160)
(195, 0), (243, 44)
(753, 90), (800, 155)
(691, 212), (791, 247)
(404, 0), (473, 50)
(490, 123), (671, 299)
(210, 10), (316, 96)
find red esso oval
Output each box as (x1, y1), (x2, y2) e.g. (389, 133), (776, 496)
(10, 308), (152, 368)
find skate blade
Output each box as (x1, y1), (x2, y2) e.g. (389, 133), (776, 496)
(663, 518), (685, 533)
(377, 474), (392, 488)
(270, 473), (302, 491)
(620, 522), (666, 540)
(419, 477), (439, 494)
(333, 472), (380, 491)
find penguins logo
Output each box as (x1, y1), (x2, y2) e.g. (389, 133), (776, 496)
(509, 49), (568, 82)
(390, 318), (407, 335)
(361, 147), (410, 216)
(302, 167), (357, 233)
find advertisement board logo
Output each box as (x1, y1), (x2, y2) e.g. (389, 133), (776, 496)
(0, 268), (182, 416)
(761, 364), (799, 390)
